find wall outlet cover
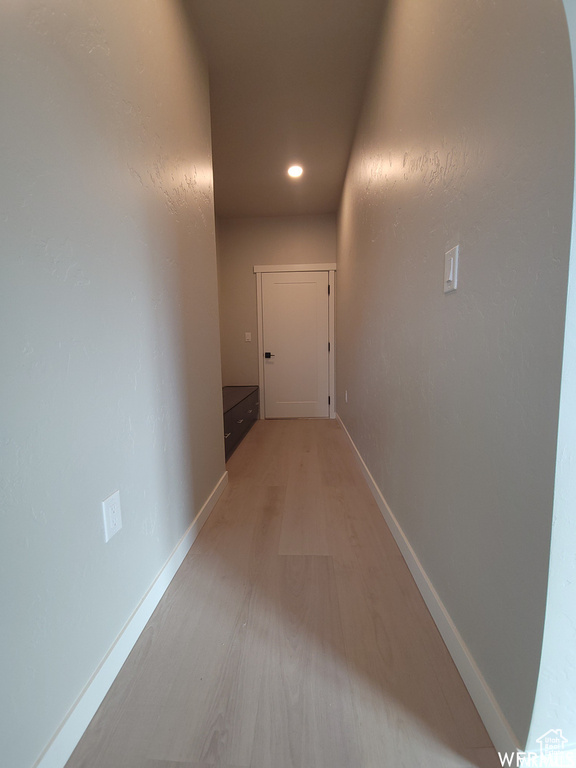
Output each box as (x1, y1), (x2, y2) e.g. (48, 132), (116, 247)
(103, 490), (122, 543)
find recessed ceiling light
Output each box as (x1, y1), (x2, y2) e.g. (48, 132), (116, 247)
(288, 165), (303, 178)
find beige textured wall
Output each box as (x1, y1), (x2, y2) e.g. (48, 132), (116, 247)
(0, 3), (224, 766)
(336, 0), (573, 746)
(217, 214), (336, 385)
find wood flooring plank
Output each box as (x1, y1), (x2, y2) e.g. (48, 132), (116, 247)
(333, 557), (489, 767)
(157, 486), (285, 766)
(225, 420), (293, 486)
(330, 490), (492, 752)
(249, 554), (362, 768)
(325, 482), (405, 570)
(278, 445), (332, 556)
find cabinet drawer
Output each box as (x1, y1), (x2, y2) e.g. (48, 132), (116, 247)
(240, 390), (259, 420)
(223, 387), (259, 460)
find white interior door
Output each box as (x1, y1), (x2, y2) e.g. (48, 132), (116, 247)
(262, 271), (329, 418)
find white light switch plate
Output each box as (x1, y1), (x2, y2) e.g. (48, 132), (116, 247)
(103, 490), (122, 542)
(444, 245), (459, 293)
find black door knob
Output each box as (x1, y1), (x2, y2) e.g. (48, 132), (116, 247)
(264, 352), (275, 359)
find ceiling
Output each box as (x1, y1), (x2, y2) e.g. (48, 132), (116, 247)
(184, 0), (387, 218)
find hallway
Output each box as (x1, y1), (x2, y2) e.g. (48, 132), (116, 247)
(66, 420), (499, 768)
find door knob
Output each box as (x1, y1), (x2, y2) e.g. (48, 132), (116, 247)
(264, 352), (275, 358)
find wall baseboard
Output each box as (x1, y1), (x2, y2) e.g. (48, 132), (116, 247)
(336, 415), (520, 757)
(34, 470), (228, 768)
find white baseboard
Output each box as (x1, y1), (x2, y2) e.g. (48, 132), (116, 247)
(34, 471), (228, 768)
(336, 415), (520, 757)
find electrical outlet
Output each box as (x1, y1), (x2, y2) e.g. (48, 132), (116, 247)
(102, 490), (122, 542)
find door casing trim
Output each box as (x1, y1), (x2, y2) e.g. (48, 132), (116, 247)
(254, 262), (336, 273)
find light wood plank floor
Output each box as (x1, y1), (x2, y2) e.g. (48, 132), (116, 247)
(66, 419), (501, 768)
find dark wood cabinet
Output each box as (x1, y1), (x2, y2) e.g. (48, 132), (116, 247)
(223, 386), (259, 460)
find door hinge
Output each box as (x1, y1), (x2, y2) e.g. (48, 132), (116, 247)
(328, 396), (331, 405)
(328, 342), (331, 352)
(328, 284), (331, 295)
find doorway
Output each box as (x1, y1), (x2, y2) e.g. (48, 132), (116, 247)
(254, 263), (336, 419)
